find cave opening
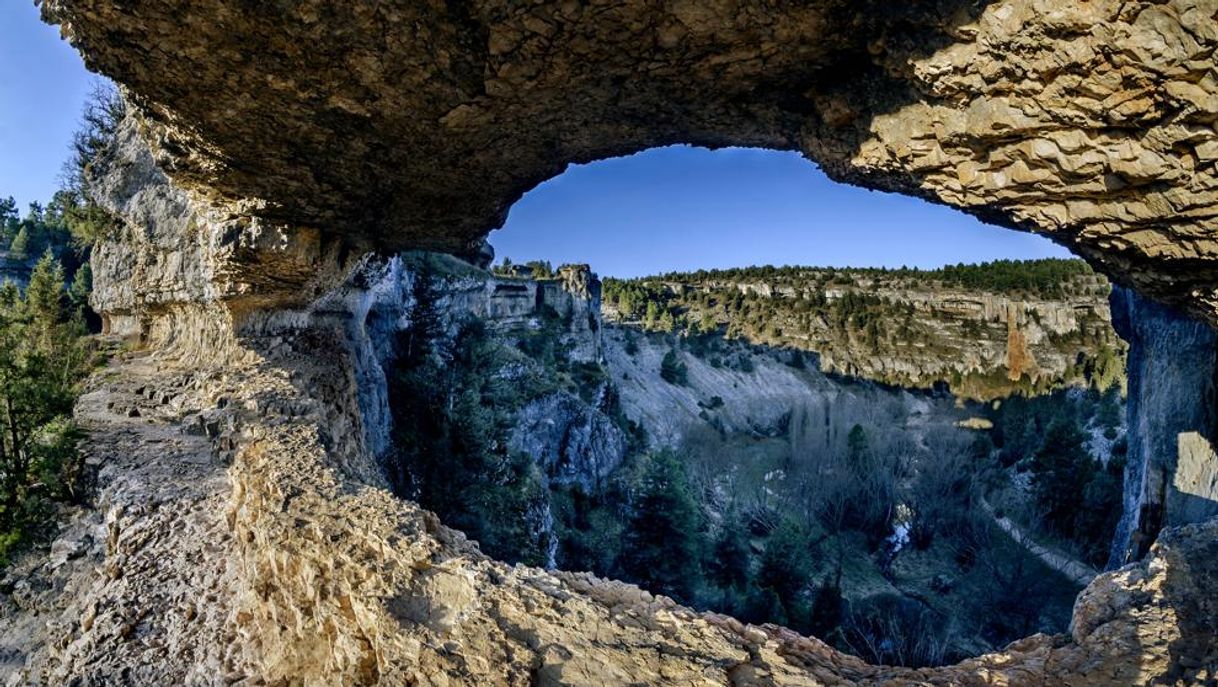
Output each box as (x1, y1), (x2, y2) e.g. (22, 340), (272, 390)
(7, 0), (1218, 681)
(381, 146), (1130, 668)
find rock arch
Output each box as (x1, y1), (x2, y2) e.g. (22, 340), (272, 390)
(43, 0), (1218, 322)
(23, 0), (1218, 684)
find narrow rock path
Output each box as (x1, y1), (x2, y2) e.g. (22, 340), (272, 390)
(0, 352), (246, 685)
(980, 496), (1098, 587)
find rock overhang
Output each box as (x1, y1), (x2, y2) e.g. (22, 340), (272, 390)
(19, 1), (1218, 683)
(32, 3), (997, 241)
(43, 0), (1218, 322)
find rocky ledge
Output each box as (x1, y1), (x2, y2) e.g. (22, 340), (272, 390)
(1, 323), (1215, 685)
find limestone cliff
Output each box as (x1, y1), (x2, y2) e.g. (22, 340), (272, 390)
(601, 325), (960, 457)
(1109, 287), (1218, 569)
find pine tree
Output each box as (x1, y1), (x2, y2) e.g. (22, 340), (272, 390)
(403, 265), (443, 366)
(808, 575), (844, 640)
(1030, 419), (1094, 536)
(756, 520), (812, 613)
(0, 281), (21, 318)
(26, 250), (66, 353)
(660, 348), (687, 385)
(645, 301), (662, 328)
(0, 198), (16, 245)
(657, 309), (676, 333)
(847, 424), (869, 465)
(0, 251), (91, 564)
(68, 261), (92, 314)
(9, 226), (29, 258)
(706, 518), (751, 593)
(617, 451), (704, 602)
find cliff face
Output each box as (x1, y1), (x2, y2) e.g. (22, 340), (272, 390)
(605, 269), (1123, 400)
(1109, 287), (1218, 568)
(391, 255), (626, 496)
(510, 393), (626, 494)
(601, 325), (959, 455)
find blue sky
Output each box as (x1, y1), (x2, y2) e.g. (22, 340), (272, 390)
(493, 147), (1071, 277)
(3, 4), (1072, 276)
(1, 1), (100, 211)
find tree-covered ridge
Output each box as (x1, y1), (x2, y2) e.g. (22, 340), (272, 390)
(627, 258), (1098, 299)
(0, 86), (122, 567)
(600, 258), (1123, 400)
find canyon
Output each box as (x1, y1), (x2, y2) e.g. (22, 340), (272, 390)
(2, 0), (1218, 684)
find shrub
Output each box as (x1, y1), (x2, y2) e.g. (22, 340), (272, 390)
(0, 253), (95, 566)
(660, 348), (688, 385)
(842, 594), (955, 668)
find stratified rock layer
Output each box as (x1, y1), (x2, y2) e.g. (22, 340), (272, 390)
(603, 269), (1122, 400)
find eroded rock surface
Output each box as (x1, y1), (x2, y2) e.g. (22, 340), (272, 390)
(603, 269), (1123, 399)
(0, 356), (245, 685)
(1109, 286), (1218, 568)
(40, 0), (1218, 324)
(11, 0), (1218, 683)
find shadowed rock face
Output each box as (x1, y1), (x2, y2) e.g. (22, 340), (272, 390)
(41, 0), (1218, 323)
(1109, 286), (1218, 568)
(18, 0), (1218, 684)
(40, 0), (936, 246)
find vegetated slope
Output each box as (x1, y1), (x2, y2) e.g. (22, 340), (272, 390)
(601, 326), (1122, 664)
(601, 259), (1126, 400)
(388, 255), (1126, 667)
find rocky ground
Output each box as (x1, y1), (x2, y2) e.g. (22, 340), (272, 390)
(0, 351), (245, 684)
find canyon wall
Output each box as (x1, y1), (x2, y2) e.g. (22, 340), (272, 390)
(1109, 287), (1218, 568)
(605, 270), (1122, 400)
(601, 325), (958, 455)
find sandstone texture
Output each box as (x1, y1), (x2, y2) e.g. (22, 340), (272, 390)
(8, 0), (1218, 684)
